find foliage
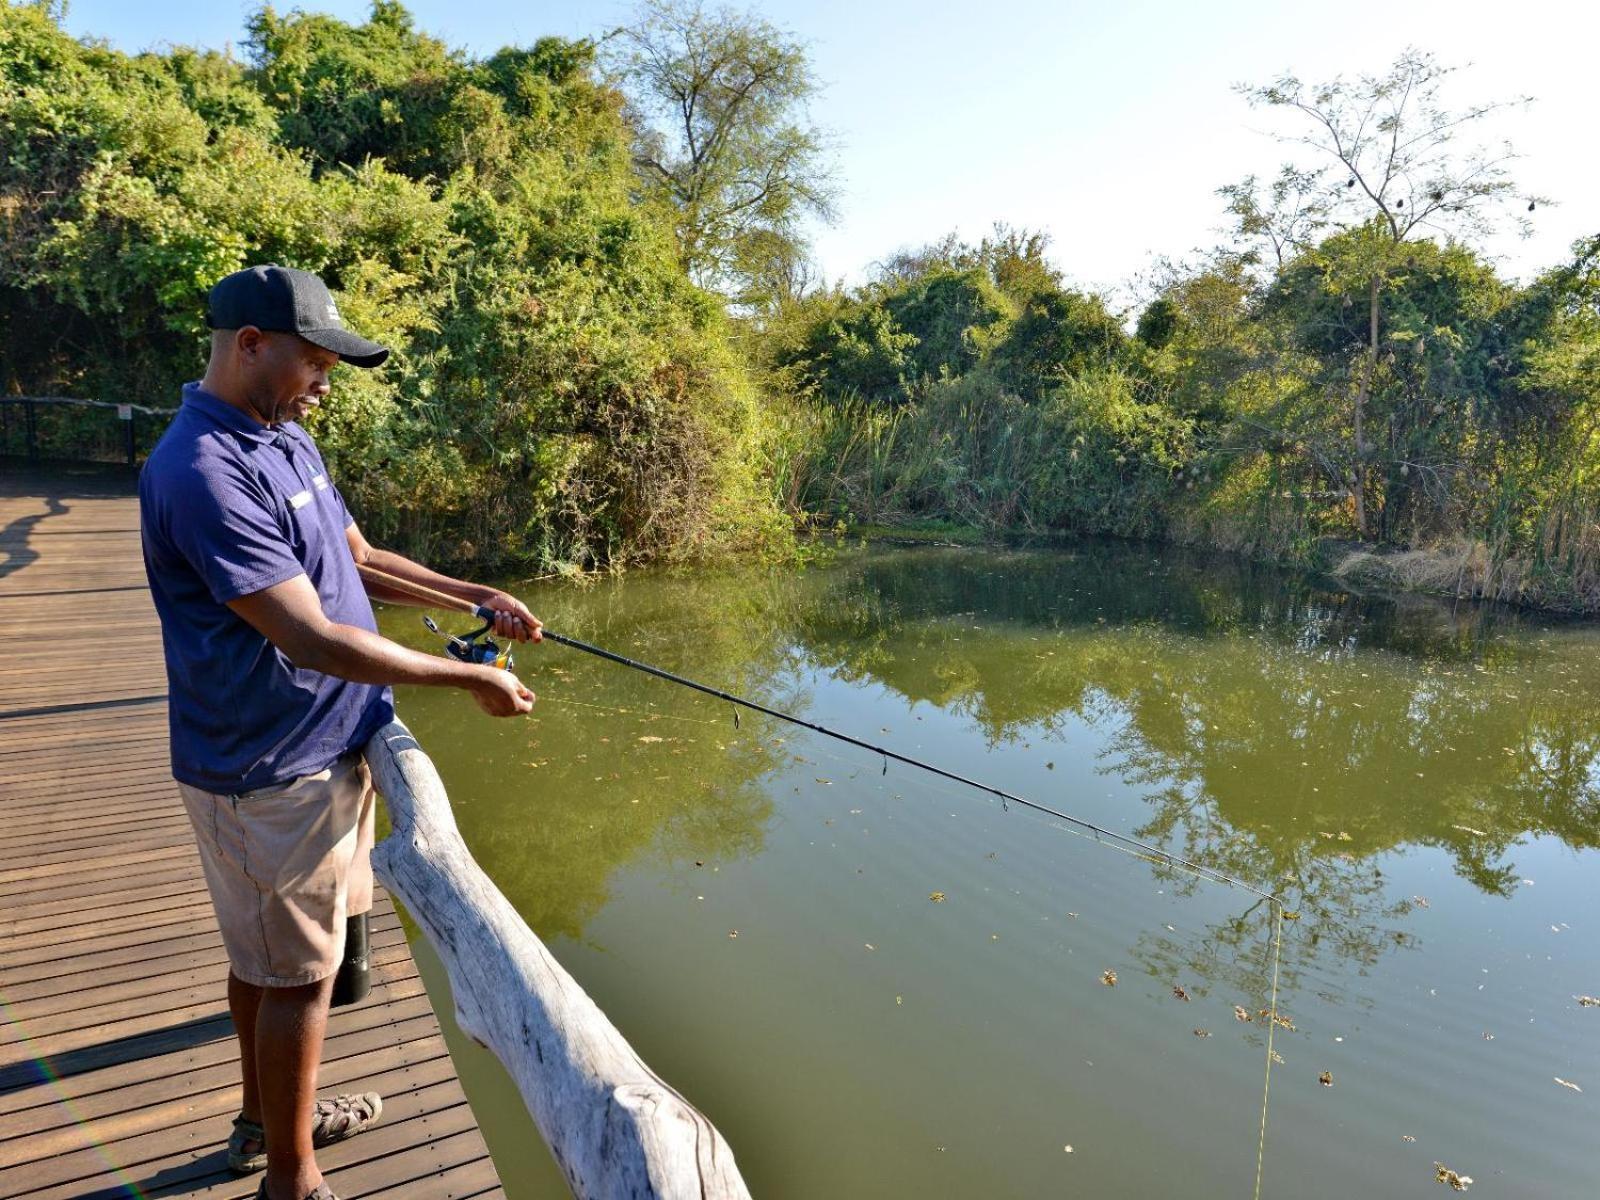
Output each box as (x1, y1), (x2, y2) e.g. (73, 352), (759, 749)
(6, 4), (1598, 611)
(0, 0), (790, 571)
(766, 226), (1125, 408)
(1227, 49), (1541, 537)
(771, 54), (1597, 611)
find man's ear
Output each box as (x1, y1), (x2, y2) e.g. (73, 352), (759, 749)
(235, 325), (266, 363)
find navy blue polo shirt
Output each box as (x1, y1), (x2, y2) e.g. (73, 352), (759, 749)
(139, 383), (393, 793)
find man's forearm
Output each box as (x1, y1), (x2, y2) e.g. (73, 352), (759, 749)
(294, 620), (489, 689)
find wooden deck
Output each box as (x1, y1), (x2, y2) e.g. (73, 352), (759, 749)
(0, 470), (505, 1200)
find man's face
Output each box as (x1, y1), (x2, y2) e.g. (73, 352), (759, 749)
(242, 330), (341, 425)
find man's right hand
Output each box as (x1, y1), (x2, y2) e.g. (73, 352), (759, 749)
(469, 665), (536, 717)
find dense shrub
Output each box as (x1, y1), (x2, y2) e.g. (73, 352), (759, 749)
(0, 0), (788, 571)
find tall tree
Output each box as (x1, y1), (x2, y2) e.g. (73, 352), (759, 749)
(1232, 49), (1541, 536)
(606, 0), (835, 300)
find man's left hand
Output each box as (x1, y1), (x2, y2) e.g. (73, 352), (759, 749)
(481, 591), (543, 643)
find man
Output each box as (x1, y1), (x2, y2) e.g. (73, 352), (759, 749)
(139, 264), (541, 1200)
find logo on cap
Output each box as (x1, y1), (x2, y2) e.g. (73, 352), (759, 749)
(325, 301), (341, 325)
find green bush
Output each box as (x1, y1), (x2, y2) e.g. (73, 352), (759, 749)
(0, 0), (789, 571)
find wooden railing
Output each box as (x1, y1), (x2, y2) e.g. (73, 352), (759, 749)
(363, 719), (752, 1200)
(0, 396), (176, 467)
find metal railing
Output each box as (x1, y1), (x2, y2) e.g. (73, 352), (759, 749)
(0, 396), (177, 467)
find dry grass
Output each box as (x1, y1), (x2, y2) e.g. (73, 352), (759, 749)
(1331, 531), (1600, 612)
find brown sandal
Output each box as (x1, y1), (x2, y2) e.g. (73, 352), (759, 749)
(228, 1114), (267, 1173)
(228, 1092), (383, 1174)
(310, 1091), (383, 1145)
(252, 1182), (338, 1200)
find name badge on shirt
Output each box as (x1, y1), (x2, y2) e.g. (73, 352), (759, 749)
(312, 473), (330, 491)
(289, 489), (314, 510)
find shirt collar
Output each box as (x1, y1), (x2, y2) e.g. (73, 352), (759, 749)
(181, 382), (282, 444)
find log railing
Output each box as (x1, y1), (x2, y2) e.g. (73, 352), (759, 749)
(363, 718), (752, 1200)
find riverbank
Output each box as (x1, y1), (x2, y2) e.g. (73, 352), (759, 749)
(830, 517), (1600, 618)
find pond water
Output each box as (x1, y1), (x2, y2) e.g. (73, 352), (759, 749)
(376, 541), (1600, 1199)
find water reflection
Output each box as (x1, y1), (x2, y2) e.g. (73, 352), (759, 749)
(790, 545), (1600, 999)
(397, 541), (1598, 963)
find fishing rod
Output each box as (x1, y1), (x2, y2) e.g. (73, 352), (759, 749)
(357, 563), (1281, 905)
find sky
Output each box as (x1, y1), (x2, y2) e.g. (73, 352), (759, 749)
(61, 0), (1598, 303)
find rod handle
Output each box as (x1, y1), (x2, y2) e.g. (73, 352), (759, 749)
(356, 563), (495, 620)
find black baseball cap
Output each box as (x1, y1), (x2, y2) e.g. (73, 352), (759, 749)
(207, 264), (389, 369)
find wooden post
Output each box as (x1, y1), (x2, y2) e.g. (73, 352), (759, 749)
(363, 719), (752, 1200)
(119, 404), (136, 465)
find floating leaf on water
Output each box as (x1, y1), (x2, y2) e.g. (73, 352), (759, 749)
(1482, 1032), (1494, 1040)
(1281, 910), (1301, 921)
(864, 943), (876, 951)
(929, 891), (947, 902)
(1101, 970), (1118, 987)
(1270, 1050), (1285, 1065)
(1577, 996), (1600, 1008)
(1063, 1144), (1073, 1153)
(1172, 985), (1191, 1002)
(1336, 831), (1353, 842)
(815, 777), (833, 785)
(1319, 1070), (1333, 1087)
(1234, 1006), (1254, 1023)
(1452, 825), (1487, 837)
(850, 808), (863, 815)
(1258, 1010), (1296, 1031)
(895, 995), (903, 1005)
(1554, 1077), (1583, 1093)
(637, 735), (664, 744)
(1434, 1162), (1474, 1191)
(1402, 1135), (1416, 1143)
(1412, 896), (1430, 909)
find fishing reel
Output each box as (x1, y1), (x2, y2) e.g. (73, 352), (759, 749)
(423, 614), (514, 671)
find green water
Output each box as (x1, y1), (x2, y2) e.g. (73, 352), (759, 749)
(378, 542), (1600, 1199)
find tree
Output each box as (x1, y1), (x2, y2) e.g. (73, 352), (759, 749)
(1233, 49), (1542, 536)
(606, 0), (835, 298)
(1217, 165), (1327, 274)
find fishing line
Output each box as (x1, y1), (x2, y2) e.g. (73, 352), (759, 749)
(539, 628), (1279, 903)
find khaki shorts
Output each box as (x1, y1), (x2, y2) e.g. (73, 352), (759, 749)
(179, 751), (376, 988)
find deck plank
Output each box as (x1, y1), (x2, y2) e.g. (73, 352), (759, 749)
(0, 476), (504, 1200)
